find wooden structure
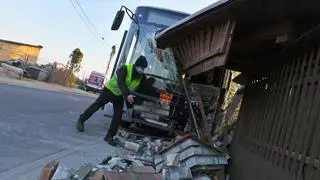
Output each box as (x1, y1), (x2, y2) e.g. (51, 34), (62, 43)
(160, 20), (234, 77)
(0, 39), (43, 64)
(156, 0), (320, 179)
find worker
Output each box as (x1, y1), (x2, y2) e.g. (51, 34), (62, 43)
(76, 56), (148, 146)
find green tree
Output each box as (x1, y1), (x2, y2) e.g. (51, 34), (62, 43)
(67, 48), (83, 73)
(65, 48), (83, 87)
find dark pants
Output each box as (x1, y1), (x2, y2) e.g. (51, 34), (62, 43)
(79, 88), (124, 138)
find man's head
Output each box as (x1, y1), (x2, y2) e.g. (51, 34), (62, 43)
(134, 56), (148, 74)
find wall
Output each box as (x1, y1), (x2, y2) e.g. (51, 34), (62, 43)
(230, 42), (320, 180)
(0, 41), (42, 64)
(48, 64), (76, 87)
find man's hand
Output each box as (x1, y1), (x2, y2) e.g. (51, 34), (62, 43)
(126, 94), (136, 104)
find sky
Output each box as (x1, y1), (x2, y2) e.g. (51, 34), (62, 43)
(0, 0), (216, 79)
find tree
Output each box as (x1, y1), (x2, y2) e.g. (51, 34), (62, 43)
(67, 48), (83, 73)
(65, 48), (83, 87)
(105, 45), (116, 76)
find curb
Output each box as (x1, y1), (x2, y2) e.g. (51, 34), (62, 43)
(0, 139), (104, 180)
(0, 77), (97, 98)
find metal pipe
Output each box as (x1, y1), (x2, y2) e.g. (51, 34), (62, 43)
(181, 76), (201, 139)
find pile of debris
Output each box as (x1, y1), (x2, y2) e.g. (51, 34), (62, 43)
(40, 130), (230, 180)
(40, 159), (161, 180)
(114, 129), (171, 163)
(155, 134), (229, 179)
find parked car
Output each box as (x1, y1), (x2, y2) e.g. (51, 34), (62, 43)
(4, 59), (26, 67)
(24, 66), (49, 81)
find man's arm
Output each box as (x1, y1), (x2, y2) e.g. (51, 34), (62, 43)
(116, 66), (130, 97)
(137, 76), (160, 97)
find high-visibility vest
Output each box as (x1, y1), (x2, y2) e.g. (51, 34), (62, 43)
(105, 64), (141, 96)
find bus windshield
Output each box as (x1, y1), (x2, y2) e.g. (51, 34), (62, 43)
(117, 7), (188, 82)
(130, 24), (178, 81)
(116, 7), (188, 82)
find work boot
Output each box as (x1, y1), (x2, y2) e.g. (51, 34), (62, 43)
(76, 118), (85, 132)
(104, 136), (117, 146)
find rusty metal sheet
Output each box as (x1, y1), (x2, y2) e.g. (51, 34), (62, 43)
(40, 160), (59, 180)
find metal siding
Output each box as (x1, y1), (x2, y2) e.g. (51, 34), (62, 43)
(231, 44), (320, 180)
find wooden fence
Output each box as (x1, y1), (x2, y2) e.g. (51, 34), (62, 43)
(231, 43), (320, 180)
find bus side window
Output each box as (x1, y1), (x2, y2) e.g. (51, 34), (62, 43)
(126, 33), (137, 64)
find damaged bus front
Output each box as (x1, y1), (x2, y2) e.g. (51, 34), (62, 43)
(107, 6), (190, 132)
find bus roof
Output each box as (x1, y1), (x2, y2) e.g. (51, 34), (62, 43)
(155, 0), (230, 43)
(136, 6), (190, 17)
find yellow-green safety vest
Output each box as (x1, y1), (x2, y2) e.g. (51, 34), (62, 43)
(105, 64), (141, 96)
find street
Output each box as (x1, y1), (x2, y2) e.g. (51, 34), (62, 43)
(0, 84), (117, 179)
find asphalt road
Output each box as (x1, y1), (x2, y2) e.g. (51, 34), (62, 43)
(0, 84), (112, 174)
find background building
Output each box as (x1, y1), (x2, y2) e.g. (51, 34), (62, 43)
(0, 39), (43, 64)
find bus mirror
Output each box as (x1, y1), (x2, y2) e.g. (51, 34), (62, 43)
(111, 10), (125, 30)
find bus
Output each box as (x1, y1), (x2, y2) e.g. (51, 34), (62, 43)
(108, 6), (189, 132)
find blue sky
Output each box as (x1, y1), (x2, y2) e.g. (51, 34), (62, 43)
(0, 0), (215, 78)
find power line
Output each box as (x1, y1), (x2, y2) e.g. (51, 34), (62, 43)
(74, 0), (104, 40)
(68, 0), (109, 48)
(68, 0), (101, 43)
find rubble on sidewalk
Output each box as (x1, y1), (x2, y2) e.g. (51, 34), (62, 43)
(113, 129), (170, 166)
(155, 134), (229, 180)
(41, 156), (160, 180)
(41, 130), (230, 180)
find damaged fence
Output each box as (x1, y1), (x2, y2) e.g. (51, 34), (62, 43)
(232, 43), (320, 180)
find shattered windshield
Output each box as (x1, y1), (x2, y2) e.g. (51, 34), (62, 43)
(129, 24), (179, 81)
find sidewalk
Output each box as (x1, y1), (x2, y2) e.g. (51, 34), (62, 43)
(0, 75), (97, 98)
(0, 139), (125, 180)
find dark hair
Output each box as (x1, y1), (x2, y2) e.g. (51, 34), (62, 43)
(134, 56), (148, 68)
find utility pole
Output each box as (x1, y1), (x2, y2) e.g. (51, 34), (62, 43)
(105, 45), (116, 79)
(82, 69), (86, 81)
(105, 55), (112, 77)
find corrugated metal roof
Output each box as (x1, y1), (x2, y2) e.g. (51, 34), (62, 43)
(0, 39), (43, 48)
(136, 6), (190, 17)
